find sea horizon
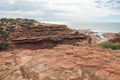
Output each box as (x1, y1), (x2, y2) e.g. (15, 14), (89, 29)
(69, 22), (120, 33)
(43, 21), (120, 33)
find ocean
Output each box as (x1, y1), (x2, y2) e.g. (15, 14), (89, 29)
(67, 22), (120, 33)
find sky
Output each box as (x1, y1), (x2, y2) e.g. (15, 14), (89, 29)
(0, 0), (120, 23)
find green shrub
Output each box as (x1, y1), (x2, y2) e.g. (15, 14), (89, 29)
(6, 25), (15, 32)
(1, 18), (8, 22)
(0, 43), (8, 51)
(98, 42), (120, 50)
(19, 22), (33, 27)
(0, 29), (8, 41)
(0, 29), (9, 51)
(0, 22), (3, 26)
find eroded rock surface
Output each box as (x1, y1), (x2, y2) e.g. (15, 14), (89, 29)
(0, 18), (120, 80)
(0, 45), (120, 80)
(8, 23), (91, 49)
(0, 18), (91, 50)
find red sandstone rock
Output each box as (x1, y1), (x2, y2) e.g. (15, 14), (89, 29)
(0, 18), (120, 80)
(103, 33), (117, 40)
(8, 23), (91, 49)
(0, 45), (120, 80)
(103, 33), (120, 46)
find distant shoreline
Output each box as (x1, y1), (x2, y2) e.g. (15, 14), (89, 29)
(77, 29), (119, 43)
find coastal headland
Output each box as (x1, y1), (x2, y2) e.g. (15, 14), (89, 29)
(0, 18), (120, 80)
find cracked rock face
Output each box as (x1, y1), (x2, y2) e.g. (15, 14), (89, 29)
(0, 45), (120, 80)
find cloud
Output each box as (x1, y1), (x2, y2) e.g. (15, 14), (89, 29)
(0, 0), (120, 22)
(35, 0), (120, 21)
(97, 0), (120, 9)
(0, 10), (43, 15)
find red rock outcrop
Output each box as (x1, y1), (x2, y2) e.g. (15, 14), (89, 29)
(0, 18), (91, 50)
(102, 33), (120, 45)
(102, 33), (117, 40)
(8, 23), (91, 49)
(0, 18), (120, 80)
(108, 33), (120, 46)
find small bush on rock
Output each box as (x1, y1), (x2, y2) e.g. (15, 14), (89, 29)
(0, 43), (8, 51)
(98, 42), (120, 50)
(6, 25), (15, 32)
(0, 29), (8, 41)
(19, 22), (34, 27)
